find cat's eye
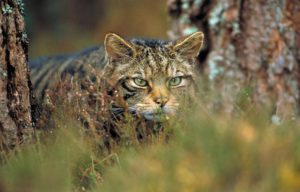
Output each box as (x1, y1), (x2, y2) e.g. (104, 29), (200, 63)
(169, 76), (182, 87)
(133, 78), (148, 87)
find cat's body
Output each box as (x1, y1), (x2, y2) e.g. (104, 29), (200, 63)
(30, 32), (204, 137)
(30, 46), (107, 96)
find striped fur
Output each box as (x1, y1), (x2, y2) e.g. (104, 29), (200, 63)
(30, 32), (204, 121)
(30, 46), (107, 96)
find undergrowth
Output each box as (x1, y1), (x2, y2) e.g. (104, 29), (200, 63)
(1, 81), (300, 192)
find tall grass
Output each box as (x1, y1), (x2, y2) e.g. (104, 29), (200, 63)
(1, 83), (300, 192)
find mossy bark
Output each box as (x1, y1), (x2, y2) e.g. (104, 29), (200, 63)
(168, 0), (300, 120)
(0, 0), (34, 150)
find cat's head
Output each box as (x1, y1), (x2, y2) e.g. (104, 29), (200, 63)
(103, 32), (204, 121)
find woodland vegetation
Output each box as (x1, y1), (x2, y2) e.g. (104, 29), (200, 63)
(0, 0), (300, 191)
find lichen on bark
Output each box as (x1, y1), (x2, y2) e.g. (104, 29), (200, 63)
(168, 0), (300, 122)
(0, 0), (34, 151)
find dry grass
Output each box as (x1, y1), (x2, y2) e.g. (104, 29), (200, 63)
(1, 78), (300, 192)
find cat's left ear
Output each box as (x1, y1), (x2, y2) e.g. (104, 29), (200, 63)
(172, 32), (204, 58)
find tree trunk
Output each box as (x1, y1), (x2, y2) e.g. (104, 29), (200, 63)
(168, 0), (300, 121)
(0, 0), (34, 150)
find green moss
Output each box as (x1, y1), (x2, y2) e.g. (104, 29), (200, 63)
(0, 65), (7, 79)
(208, 55), (224, 80)
(181, 2), (189, 10)
(182, 26), (198, 36)
(194, 0), (203, 5)
(232, 21), (241, 35)
(208, 2), (228, 28)
(2, 4), (13, 15)
(21, 32), (28, 43)
(16, 0), (25, 15)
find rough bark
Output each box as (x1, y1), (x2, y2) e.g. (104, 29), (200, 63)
(168, 0), (300, 121)
(0, 0), (34, 150)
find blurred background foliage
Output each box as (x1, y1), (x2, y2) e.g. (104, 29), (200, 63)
(24, 0), (168, 58)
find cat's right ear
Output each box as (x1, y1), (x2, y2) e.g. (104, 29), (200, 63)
(104, 33), (136, 62)
(172, 32), (204, 59)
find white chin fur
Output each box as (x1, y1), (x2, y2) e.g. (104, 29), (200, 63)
(142, 110), (173, 121)
(143, 113), (164, 121)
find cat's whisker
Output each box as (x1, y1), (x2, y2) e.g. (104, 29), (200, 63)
(111, 107), (125, 115)
(128, 107), (137, 112)
(135, 103), (150, 107)
(111, 107), (123, 111)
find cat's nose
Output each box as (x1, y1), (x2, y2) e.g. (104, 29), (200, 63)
(154, 97), (169, 107)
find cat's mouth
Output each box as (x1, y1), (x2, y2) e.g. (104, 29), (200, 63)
(141, 107), (177, 121)
(142, 112), (167, 121)
(115, 105), (178, 121)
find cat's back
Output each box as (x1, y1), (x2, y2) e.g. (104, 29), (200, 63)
(30, 46), (107, 95)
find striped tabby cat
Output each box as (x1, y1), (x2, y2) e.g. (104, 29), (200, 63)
(30, 32), (204, 125)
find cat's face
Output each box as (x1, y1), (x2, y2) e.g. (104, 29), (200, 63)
(103, 32), (204, 121)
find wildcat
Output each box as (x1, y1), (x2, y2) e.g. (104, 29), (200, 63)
(102, 32), (204, 121)
(30, 32), (204, 133)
